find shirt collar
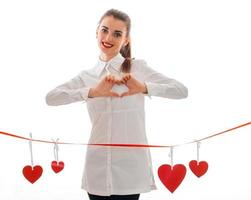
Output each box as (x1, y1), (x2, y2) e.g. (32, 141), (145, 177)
(93, 53), (125, 77)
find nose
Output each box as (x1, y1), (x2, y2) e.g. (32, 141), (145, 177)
(104, 33), (113, 43)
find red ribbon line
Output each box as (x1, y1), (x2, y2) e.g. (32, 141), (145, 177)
(0, 121), (251, 148)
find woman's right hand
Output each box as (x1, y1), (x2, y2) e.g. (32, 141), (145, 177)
(88, 74), (121, 98)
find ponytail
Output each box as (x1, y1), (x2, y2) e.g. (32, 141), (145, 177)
(120, 41), (132, 73)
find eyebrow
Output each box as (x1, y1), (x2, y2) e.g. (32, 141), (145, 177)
(101, 26), (123, 34)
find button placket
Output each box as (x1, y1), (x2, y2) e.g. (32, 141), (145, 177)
(105, 63), (120, 194)
(106, 97), (113, 194)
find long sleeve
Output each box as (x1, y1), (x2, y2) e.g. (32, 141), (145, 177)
(45, 72), (91, 106)
(140, 60), (188, 99)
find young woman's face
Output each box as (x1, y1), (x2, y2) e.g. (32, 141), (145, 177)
(96, 16), (129, 59)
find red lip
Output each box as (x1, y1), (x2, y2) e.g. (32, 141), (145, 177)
(102, 41), (114, 48)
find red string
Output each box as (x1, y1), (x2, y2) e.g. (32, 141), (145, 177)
(0, 121), (251, 148)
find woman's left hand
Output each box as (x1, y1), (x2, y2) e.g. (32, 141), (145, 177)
(120, 73), (147, 97)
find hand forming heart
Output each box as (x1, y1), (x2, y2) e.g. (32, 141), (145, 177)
(119, 73), (147, 97)
(89, 73), (147, 98)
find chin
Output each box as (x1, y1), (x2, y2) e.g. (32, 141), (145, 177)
(100, 48), (115, 55)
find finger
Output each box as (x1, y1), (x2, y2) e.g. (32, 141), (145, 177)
(122, 73), (128, 78)
(124, 74), (131, 81)
(111, 75), (116, 83)
(127, 74), (132, 80)
(107, 75), (113, 83)
(124, 78), (129, 83)
(122, 75), (129, 82)
(115, 79), (122, 85)
(119, 77), (126, 84)
(120, 91), (131, 97)
(120, 79), (126, 84)
(108, 75), (115, 83)
(109, 75), (113, 82)
(109, 91), (120, 97)
(105, 75), (110, 82)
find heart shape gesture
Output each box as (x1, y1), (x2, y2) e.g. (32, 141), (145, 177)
(158, 164), (186, 193)
(89, 74), (147, 98)
(22, 165), (43, 184)
(51, 161), (65, 173)
(189, 160), (208, 178)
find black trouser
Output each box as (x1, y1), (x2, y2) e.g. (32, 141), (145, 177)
(87, 192), (140, 200)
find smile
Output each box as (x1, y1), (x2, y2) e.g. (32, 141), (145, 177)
(102, 41), (114, 48)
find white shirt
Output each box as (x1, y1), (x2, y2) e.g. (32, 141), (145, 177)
(45, 53), (188, 196)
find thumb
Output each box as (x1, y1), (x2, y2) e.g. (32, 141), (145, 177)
(109, 91), (120, 97)
(120, 91), (131, 97)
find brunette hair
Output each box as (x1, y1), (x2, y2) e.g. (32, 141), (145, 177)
(98, 9), (132, 73)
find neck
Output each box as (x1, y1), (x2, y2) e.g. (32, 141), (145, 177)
(99, 52), (118, 62)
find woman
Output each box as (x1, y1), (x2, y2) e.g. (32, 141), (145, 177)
(46, 8), (188, 200)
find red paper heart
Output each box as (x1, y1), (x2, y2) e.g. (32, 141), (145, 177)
(22, 165), (43, 184)
(189, 160), (208, 178)
(158, 164), (186, 193)
(51, 161), (64, 173)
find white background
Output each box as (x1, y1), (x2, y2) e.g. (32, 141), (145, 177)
(0, 0), (251, 199)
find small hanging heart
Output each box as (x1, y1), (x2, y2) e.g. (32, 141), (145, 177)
(158, 164), (186, 193)
(189, 160), (208, 178)
(51, 161), (64, 173)
(22, 165), (43, 184)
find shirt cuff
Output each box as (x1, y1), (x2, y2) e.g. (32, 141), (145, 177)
(80, 87), (92, 102)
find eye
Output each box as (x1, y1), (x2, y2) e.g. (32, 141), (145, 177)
(114, 32), (122, 38)
(101, 28), (108, 33)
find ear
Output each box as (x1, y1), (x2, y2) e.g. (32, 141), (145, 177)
(124, 36), (130, 46)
